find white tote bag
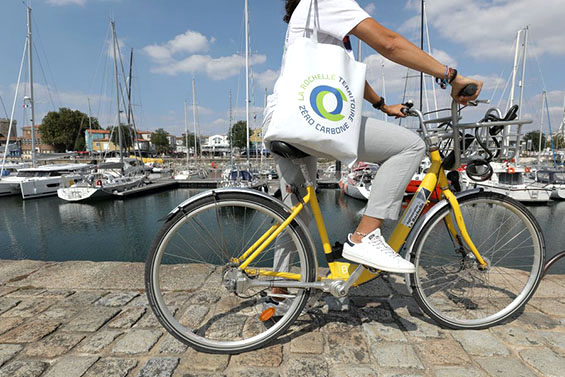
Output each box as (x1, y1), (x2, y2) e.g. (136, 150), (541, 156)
(264, 0), (366, 167)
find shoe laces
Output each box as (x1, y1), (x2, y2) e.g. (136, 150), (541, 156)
(366, 234), (400, 258)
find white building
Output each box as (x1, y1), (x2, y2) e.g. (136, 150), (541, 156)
(202, 134), (230, 156)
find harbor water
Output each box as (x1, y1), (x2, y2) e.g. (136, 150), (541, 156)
(1, 188), (564, 273)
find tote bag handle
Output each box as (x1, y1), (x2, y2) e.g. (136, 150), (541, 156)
(304, 0), (320, 42)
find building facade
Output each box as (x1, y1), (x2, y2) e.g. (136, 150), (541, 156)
(20, 125), (54, 158)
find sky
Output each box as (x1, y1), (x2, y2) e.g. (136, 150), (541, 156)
(1, 0), (564, 140)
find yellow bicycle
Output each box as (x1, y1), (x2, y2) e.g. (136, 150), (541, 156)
(145, 99), (545, 354)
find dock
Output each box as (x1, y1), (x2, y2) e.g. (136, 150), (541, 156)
(1, 259), (564, 377)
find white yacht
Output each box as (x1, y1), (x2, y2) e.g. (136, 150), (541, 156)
(0, 163), (91, 199)
(461, 162), (552, 203)
(57, 170), (144, 202)
(533, 169), (565, 200)
(339, 163), (378, 201)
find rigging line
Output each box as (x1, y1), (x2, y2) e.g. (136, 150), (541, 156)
(90, 24), (112, 101)
(489, 68), (506, 104)
(496, 70), (513, 110)
(32, 17), (62, 108)
(32, 43), (57, 111)
(0, 95), (9, 118)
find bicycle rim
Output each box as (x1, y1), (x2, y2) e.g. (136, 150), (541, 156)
(146, 193), (314, 353)
(412, 192), (544, 329)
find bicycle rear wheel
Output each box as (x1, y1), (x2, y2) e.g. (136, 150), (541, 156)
(145, 190), (316, 354)
(411, 191), (545, 329)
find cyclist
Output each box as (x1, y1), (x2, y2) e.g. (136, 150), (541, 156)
(264, 0), (482, 277)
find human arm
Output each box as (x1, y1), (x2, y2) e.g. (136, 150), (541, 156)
(364, 81), (406, 118)
(351, 18), (482, 104)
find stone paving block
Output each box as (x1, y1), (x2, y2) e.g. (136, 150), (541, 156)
(37, 305), (84, 322)
(176, 348), (229, 373)
(24, 332), (85, 358)
(434, 367), (486, 377)
(540, 331), (565, 354)
(362, 322), (408, 344)
(60, 291), (108, 307)
(231, 344), (283, 368)
(370, 343), (424, 370)
(0, 287), (17, 297)
(528, 298), (565, 318)
(0, 318), (60, 343)
(135, 309), (162, 328)
(112, 329), (163, 355)
(514, 311), (560, 330)
(397, 314), (443, 340)
(158, 334), (189, 354)
(413, 339), (471, 366)
(76, 329), (123, 354)
(474, 357), (537, 377)
(519, 347), (565, 377)
(533, 278), (565, 298)
(285, 357), (329, 377)
(348, 276), (393, 298)
(489, 326), (544, 347)
(356, 302), (394, 323)
(320, 311), (362, 333)
(0, 360), (49, 377)
(376, 370), (425, 377)
(35, 289), (74, 298)
(225, 370), (278, 377)
(5, 288), (45, 297)
(290, 331), (324, 354)
(82, 358), (138, 377)
(42, 356), (99, 377)
(451, 330), (510, 356)
(107, 307), (146, 329)
(329, 365), (379, 377)
(0, 297), (20, 315)
(0, 260), (46, 285)
(0, 317), (23, 336)
(127, 294), (150, 307)
(96, 291), (139, 307)
(0, 297), (55, 318)
(63, 305), (120, 332)
(0, 344), (23, 368)
(326, 331), (370, 364)
(136, 357), (179, 377)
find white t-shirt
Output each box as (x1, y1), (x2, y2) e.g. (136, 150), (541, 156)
(263, 0), (371, 129)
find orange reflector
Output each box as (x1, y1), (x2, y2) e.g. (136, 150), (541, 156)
(259, 307), (276, 321)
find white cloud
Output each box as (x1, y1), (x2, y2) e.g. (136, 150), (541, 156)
(143, 30), (213, 64)
(403, 0), (565, 60)
(364, 3), (377, 15)
(255, 69), (279, 91)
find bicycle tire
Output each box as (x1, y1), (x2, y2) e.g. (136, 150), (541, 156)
(410, 191), (545, 329)
(145, 190), (316, 354)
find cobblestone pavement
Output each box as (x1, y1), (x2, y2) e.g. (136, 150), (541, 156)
(1, 260), (564, 377)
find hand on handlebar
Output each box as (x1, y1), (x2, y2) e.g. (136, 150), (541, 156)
(382, 104), (408, 118)
(450, 75), (483, 105)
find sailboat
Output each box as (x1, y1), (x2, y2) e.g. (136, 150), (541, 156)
(57, 20), (145, 202)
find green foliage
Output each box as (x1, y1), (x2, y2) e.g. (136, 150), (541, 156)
(523, 131), (548, 152)
(151, 128), (170, 153)
(110, 124), (135, 152)
(552, 133), (565, 149)
(181, 132), (201, 153)
(228, 120), (247, 149)
(40, 108), (100, 152)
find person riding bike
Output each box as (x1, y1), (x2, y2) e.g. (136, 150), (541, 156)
(262, 0), (482, 279)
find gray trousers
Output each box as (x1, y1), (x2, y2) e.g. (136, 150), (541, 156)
(272, 116), (426, 272)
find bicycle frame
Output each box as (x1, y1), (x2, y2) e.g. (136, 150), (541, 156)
(235, 148), (488, 289)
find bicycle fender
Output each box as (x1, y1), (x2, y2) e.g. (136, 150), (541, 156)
(402, 188), (483, 293)
(165, 188), (320, 275)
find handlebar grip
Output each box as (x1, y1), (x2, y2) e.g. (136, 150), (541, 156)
(458, 84), (478, 97)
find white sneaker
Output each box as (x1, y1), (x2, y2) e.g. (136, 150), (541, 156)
(342, 228), (416, 274)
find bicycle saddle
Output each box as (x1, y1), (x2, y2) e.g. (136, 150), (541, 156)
(270, 141), (310, 159)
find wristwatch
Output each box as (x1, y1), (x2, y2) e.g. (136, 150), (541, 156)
(372, 97), (385, 110)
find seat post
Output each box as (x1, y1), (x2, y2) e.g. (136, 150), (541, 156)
(297, 159), (314, 187)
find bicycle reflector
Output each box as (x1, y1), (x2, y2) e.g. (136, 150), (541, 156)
(466, 159), (493, 182)
(259, 307), (276, 322)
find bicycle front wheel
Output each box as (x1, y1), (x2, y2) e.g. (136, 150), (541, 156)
(411, 191), (545, 329)
(145, 190), (316, 354)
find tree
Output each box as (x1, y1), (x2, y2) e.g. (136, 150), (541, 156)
(151, 128), (170, 154)
(523, 131), (548, 152)
(110, 124), (135, 152)
(552, 133), (565, 149)
(181, 132), (201, 154)
(228, 120), (247, 150)
(40, 108), (100, 152)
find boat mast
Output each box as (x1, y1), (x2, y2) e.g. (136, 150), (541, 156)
(111, 20), (123, 167)
(419, 0), (424, 112)
(506, 29), (523, 159)
(245, 0), (250, 165)
(229, 90), (233, 166)
(27, 6), (37, 167)
(192, 78), (198, 161)
(537, 91), (545, 166)
(184, 99), (189, 169)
